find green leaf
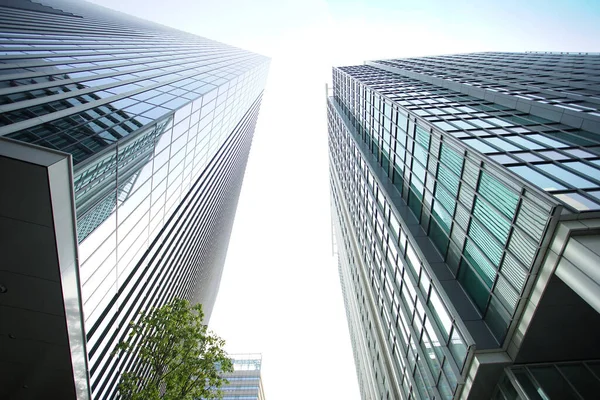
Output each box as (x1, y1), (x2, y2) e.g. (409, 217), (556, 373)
(112, 298), (232, 400)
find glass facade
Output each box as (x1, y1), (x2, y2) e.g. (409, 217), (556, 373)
(328, 52), (600, 399)
(218, 354), (266, 400)
(495, 361), (600, 400)
(0, 1), (269, 399)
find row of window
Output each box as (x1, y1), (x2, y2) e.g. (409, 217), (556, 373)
(88, 95), (263, 399)
(329, 100), (470, 399)
(77, 67), (267, 329)
(341, 64), (600, 211)
(332, 67), (555, 345)
(332, 177), (412, 400)
(377, 53), (600, 114)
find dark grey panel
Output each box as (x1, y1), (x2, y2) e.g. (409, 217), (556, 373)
(0, 143), (84, 400)
(517, 275), (600, 363)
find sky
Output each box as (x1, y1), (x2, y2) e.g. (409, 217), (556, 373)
(89, 0), (600, 398)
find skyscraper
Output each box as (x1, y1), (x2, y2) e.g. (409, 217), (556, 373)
(219, 354), (266, 400)
(0, 1), (269, 399)
(328, 52), (600, 399)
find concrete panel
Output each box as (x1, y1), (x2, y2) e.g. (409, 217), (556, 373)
(0, 156), (53, 227)
(0, 270), (64, 315)
(0, 215), (59, 281)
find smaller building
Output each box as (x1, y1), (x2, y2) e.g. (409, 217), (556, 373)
(220, 354), (266, 400)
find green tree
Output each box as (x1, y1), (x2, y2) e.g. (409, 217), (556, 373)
(113, 298), (233, 400)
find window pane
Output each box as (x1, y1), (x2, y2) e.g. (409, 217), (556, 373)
(509, 165), (566, 191)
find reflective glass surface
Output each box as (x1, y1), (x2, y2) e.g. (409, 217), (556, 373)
(0, 1), (269, 399)
(326, 53), (598, 399)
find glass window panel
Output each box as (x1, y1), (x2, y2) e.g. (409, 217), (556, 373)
(473, 198), (511, 243)
(416, 126), (430, 148)
(463, 138), (497, 154)
(412, 159), (426, 183)
(413, 358), (431, 399)
(141, 106), (170, 120)
(485, 296), (511, 342)
(500, 253), (527, 291)
(467, 218), (502, 272)
(512, 369), (545, 400)
(509, 165), (566, 191)
(458, 258), (490, 312)
(449, 328), (467, 366)
(559, 364), (600, 399)
(435, 184), (457, 216)
(470, 119), (495, 129)
(432, 201), (452, 236)
(146, 92), (176, 106)
(84, 77), (119, 87)
(489, 154), (518, 164)
(493, 275), (519, 311)
(450, 120), (476, 130)
(541, 164), (595, 188)
(538, 150), (570, 161)
(122, 101), (154, 117)
(565, 148), (596, 158)
(478, 171), (518, 219)
(428, 289), (452, 339)
(434, 121), (458, 131)
(506, 136), (544, 150)
(562, 161), (600, 181)
(485, 137), (520, 152)
(589, 190), (600, 202)
(529, 366), (579, 400)
(406, 244), (421, 276)
(529, 134), (569, 148)
(409, 186), (423, 216)
(398, 112), (408, 132)
(554, 192), (600, 211)
(487, 117), (514, 127)
(507, 229), (537, 267)
(514, 152), (543, 162)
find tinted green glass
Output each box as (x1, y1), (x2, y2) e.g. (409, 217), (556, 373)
(393, 166), (404, 195)
(432, 199), (452, 230)
(382, 152), (390, 173)
(412, 159), (426, 183)
(463, 238), (496, 287)
(440, 144), (463, 177)
(435, 185), (456, 216)
(430, 218), (450, 256)
(458, 259), (490, 313)
(479, 171), (518, 219)
(485, 297), (511, 342)
(398, 113), (408, 132)
(409, 187), (423, 218)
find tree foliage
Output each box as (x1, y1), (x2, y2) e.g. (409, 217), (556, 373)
(113, 298), (233, 400)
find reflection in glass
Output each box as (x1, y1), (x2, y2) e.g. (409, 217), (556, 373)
(75, 117), (172, 242)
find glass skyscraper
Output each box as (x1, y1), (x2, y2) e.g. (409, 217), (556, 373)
(328, 52), (600, 399)
(219, 354), (266, 400)
(0, 1), (268, 399)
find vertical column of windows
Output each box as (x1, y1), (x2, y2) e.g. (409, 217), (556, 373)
(408, 126), (430, 219)
(328, 97), (472, 399)
(430, 143), (462, 263)
(334, 67), (556, 344)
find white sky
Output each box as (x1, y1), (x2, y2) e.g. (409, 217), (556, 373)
(88, 0), (600, 398)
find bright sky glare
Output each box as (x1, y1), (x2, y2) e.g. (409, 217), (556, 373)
(88, 0), (600, 398)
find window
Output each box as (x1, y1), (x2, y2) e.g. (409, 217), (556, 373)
(540, 164), (595, 188)
(510, 165), (566, 191)
(458, 257), (490, 313)
(463, 138), (497, 154)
